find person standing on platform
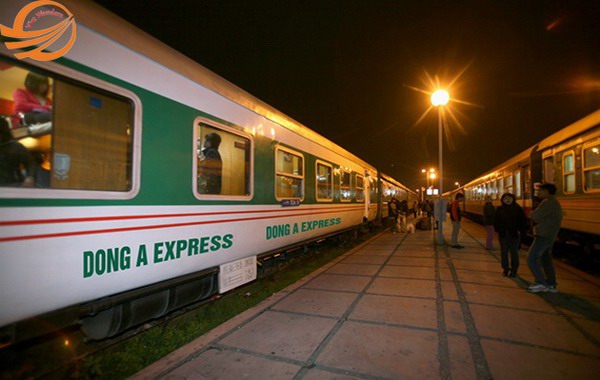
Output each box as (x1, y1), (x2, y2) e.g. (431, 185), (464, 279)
(494, 193), (527, 277)
(483, 196), (496, 250)
(398, 199), (409, 232)
(412, 200), (419, 218)
(450, 193), (465, 248)
(388, 198), (399, 234)
(527, 183), (563, 293)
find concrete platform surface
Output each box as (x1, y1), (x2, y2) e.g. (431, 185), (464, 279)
(131, 218), (600, 380)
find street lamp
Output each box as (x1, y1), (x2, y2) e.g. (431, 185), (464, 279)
(421, 168), (436, 195)
(431, 89), (449, 245)
(455, 182), (460, 188)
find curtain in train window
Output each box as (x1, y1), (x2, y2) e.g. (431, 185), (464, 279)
(0, 61), (133, 190)
(275, 148), (303, 199)
(515, 171), (522, 198)
(543, 156), (555, 184)
(340, 170), (351, 201)
(356, 175), (365, 202)
(562, 152), (575, 193)
(583, 144), (600, 191)
(369, 176), (378, 202)
(196, 122), (251, 196)
(316, 162), (333, 201)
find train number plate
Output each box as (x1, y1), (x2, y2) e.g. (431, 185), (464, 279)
(219, 256), (257, 293)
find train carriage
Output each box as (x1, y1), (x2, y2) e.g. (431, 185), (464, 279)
(0, 0), (414, 344)
(454, 109), (600, 260)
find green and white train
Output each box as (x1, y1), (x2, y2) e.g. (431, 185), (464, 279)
(0, 1), (416, 344)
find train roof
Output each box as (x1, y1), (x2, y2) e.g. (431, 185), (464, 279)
(463, 108), (600, 189)
(537, 108), (600, 151)
(380, 173), (417, 195)
(462, 145), (535, 188)
(55, 0), (375, 170)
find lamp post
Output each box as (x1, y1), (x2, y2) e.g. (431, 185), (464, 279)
(455, 182), (460, 188)
(431, 89), (449, 245)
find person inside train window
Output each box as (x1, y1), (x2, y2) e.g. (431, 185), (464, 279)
(0, 117), (34, 187)
(12, 72), (53, 128)
(198, 132), (222, 194)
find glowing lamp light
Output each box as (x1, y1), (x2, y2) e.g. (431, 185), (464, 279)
(431, 89), (449, 106)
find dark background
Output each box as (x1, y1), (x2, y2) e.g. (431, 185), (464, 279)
(93, 0), (600, 192)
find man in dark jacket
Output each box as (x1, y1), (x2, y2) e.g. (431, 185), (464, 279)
(450, 193), (465, 248)
(494, 193), (527, 277)
(527, 184), (563, 293)
(483, 196), (496, 250)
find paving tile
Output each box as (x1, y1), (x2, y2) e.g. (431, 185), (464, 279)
(455, 269), (521, 288)
(469, 304), (600, 355)
(218, 311), (337, 361)
(271, 289), (358, 318)
(349, 294), (437, 329)
(441, 281), (459, 301)
(340, 255), (388, 265)
(543, 293), (600, 319)
(304, 273), (371, 293)
(439, 268), (454, 281)
(167, 348), (300, 379)
(447, 334), (476, 380)
(451, 260), (504, 273)
(368, 277), (437, 299)
(316, 321), (440, 379)
(449, 252), (497, 262)
(482, 340), (600, 380)
(302, 368), (365, 380)
(387, 257), (436, 267)
(379, 265), (436, 280)
(352, 248), (394, 256)
(571, 318), (600, 343)
(391, 251), (435, 258)
(444, 301), (467, 334)
(325, 263), (380, 276)
(461, 283), (557, 312)
(549, 280), (600, 300)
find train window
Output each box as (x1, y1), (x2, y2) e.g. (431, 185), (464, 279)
(583, 143), (600, 192)
(505, 175), (513, 194)
(340, 170), (351, 202)
(515, 171), (522, 198)
(195, 120), (252, 198)
(316, 161), (333, 201)
(275, 147), (304, 200)
(523, 168), (532, 199)
(543, 156), (555, 184)
(491, 180), (498, 199)
(370, 175), (378, 202)
(356, 174), (365, 202)
(562, 152), (575, 194)
(0, 59), (136, 196)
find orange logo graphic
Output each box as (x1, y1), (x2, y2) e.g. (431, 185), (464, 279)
(0, 0), (77, 61)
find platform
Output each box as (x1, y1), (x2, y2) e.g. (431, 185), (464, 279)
(131, 218), (600, 379)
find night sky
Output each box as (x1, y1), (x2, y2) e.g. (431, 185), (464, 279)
(92, 0), (600, 192)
